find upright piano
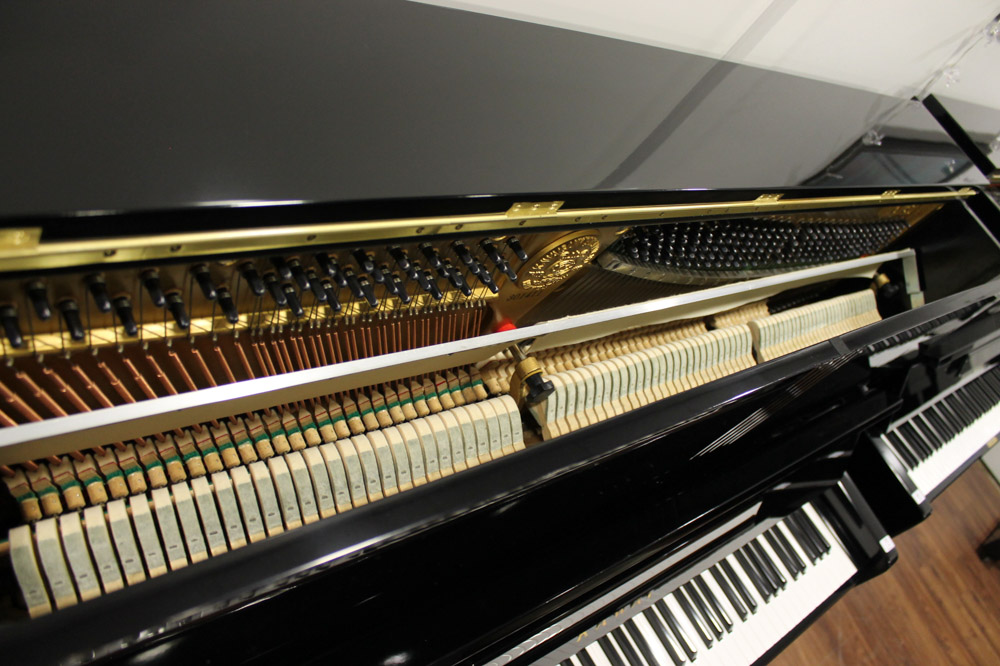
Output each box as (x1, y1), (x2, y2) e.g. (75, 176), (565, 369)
(1, 3), (999, 665)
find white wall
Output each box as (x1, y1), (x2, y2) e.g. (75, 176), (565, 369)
(416, 1), (1000, 104)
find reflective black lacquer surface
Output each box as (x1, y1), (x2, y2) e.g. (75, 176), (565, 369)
(0, 1), (979, 218)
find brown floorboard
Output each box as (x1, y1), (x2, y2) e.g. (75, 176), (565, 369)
(773, 461), (1000, 666)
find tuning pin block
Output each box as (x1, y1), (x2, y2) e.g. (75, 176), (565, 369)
(389, 246), (410, 272)
(305, 268), (327, 302)
(85, 274), (112, 313)
(57, 299), (85, 341)
(321, 279), (341, 312)
(316, 252), (348, 288)
(25, 281), (51, 320)
(0, 305), (23, 348)
(112, 295), (138, 336)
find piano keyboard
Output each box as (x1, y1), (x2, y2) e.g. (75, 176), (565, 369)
(6, 393), (525, 617)
(878, 365), (1000, 497)
(549, 504), (857, 666)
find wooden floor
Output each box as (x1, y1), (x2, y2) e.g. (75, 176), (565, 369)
(773, 462), (1000, 665)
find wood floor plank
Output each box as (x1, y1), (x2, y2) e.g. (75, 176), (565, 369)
(773, 462), (1000, 666)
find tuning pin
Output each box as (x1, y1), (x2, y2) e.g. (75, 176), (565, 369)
(57, 299), (85, 341)
(452, 242), (480, 275)
(343, 267), (365, 300)
(282, 284), (304, 318)
(287, 257), (311, 292)
(262, 272), (288, 307)
(239, 262), (266, 297)
(420, 244), (444, 273)
(389, 246), (410, 272)
(321, 279), (341, 313)
(477, 268), (499, 294)
(316, 252), (348, 288)
(506, 237), (528, 262)
(392, 274), (411, 304)
(270, 257), (292, 281)
(216, 287), (239, 324)
(85, 274), (112, 313)
(358, 276), (378, 308)
(305, 268), (327, 302)
(191, 264), (217, 301)
(112, 295), (138, 336)
(0, 305), (23, 348)
(443, 260), (471, 296)
(480, 240), (516, 280)
(140, 269), (167, 307)
(25, 280), (52, 320)
(351, 249), (375, 273)
(164, 291), (190, 329)
(380, 264), (398, 296)
(423, 270), (443, 300)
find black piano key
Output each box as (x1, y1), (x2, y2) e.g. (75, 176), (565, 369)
(655, 599), (697, 660)
(684, 581), (724, 639)
(936, 400), (966, 434)
(719, 558), (756, 613)
(642, 608), (684, 665)
(772, 526), (806, 575)
(624, 621), (660, 666)
(561, 660), (573, 666)
(695, 574), (733, 632)
(734, 549), (771, 601)
(610, 629), (643, 666)
(967, 383), (993, 414)
(913, 415), (943, 450)
(944, 394), (974, 427)
(899, 422), (932, 460)
(597, 635), (627, 666)
(784, 514), (820, 563)
(885, 430), (919, 469)
(795, 509), (830, 554)
(710, 565), (747, 621)
(742, 544), (776, 596)
(977, 375), (1000, 403)
(578, 650), (598, 666)
(955, 386), (985, 416)
(748, 541), (785, 591)
(765, 530), (799, 579)
(925, 408), (955, 441)
(981, 372), (1000, 398)
(673, 589), (713, 648)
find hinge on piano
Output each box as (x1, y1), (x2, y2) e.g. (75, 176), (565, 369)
(754, 193), (783, 204)
(880, 189), (901, 200)
(0, 228), (41, 251)
(506, 201), (564, 218)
